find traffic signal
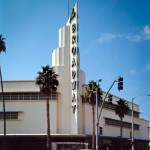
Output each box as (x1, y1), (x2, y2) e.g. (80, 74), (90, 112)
(99, 126), (103, 135)
(97, 87), (103, 101)
(118, 76), (123, 91)
(108, 94), (112, 104)
(130, 131), (132, 138)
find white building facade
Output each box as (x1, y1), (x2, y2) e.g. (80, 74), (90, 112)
(0, 3), (149, 150)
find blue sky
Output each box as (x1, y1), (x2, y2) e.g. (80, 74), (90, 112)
(0, 0), (150, 121)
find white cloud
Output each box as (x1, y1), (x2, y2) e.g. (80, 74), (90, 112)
(98, 33), (116, 42)
(146, 65), (150, 70)
(143, 25), (150, 40)
(97, 25), (150, 43)
(129, 69), (136, 74)
(125, 33), (141, 42)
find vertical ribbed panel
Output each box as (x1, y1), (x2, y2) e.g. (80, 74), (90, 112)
(59, 26), (70, 48)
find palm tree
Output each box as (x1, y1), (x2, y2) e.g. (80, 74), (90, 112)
(115, 99), (129, 150)
(83, 80), (100, 150)
(36, 65), (59, 150)
(0, 34), (6, 150)
(0, 35), (6, 53)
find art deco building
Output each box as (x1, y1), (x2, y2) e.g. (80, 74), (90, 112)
(0, 3), (149, 150)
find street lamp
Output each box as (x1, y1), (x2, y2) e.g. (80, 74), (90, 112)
(131, 94), (150, 150)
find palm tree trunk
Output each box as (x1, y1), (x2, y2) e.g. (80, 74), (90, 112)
(92, 105), (95, 150)
(0, 66), (6, 150)
(120, 117), (123, 150)
(46, 95), (50, 150)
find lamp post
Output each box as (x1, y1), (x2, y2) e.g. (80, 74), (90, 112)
(131, 94), (150, 150)
(96, 79), (102, 150)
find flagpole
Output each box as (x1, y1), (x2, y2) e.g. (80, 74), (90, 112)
(68, 0), (70, 19)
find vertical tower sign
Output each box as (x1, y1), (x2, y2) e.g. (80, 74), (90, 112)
(69, 4), (79, 115)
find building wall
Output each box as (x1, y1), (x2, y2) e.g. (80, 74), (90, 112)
(0, 80), (148, 141)
(1, 101), (57, 134)
(55, 66), (71, 134)
(82, 100), (149, 140)
(0, 80), (39, 92)
(0, 81), (57, 134)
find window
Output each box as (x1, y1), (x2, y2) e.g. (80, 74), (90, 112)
(31, 93), (38, 100)
(24, 93), (31, 100)
(11, 93), (19, 100)
(0, 112), (18, 120)
(82, 99), (140, 118)
(5, 94), (11, 100)
(105, 118), (140, 130)
(39, 93), (46, 100)
(19, 93), (24, 100)
(0, 92), (58, 101)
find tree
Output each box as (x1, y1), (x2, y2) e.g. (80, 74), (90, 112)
(0, 34), (6, 150)
(115, 99), (129, 150)
(36, 65), (59, 150)
(0, 35), (6, 53)
(83, 80), (101, 150)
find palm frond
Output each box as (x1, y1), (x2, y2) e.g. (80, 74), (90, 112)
(0, 35), (6, 53)
(36, 65), (59, 96)
(83, 80), (99, 105)
(115, 99), (129, 118)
